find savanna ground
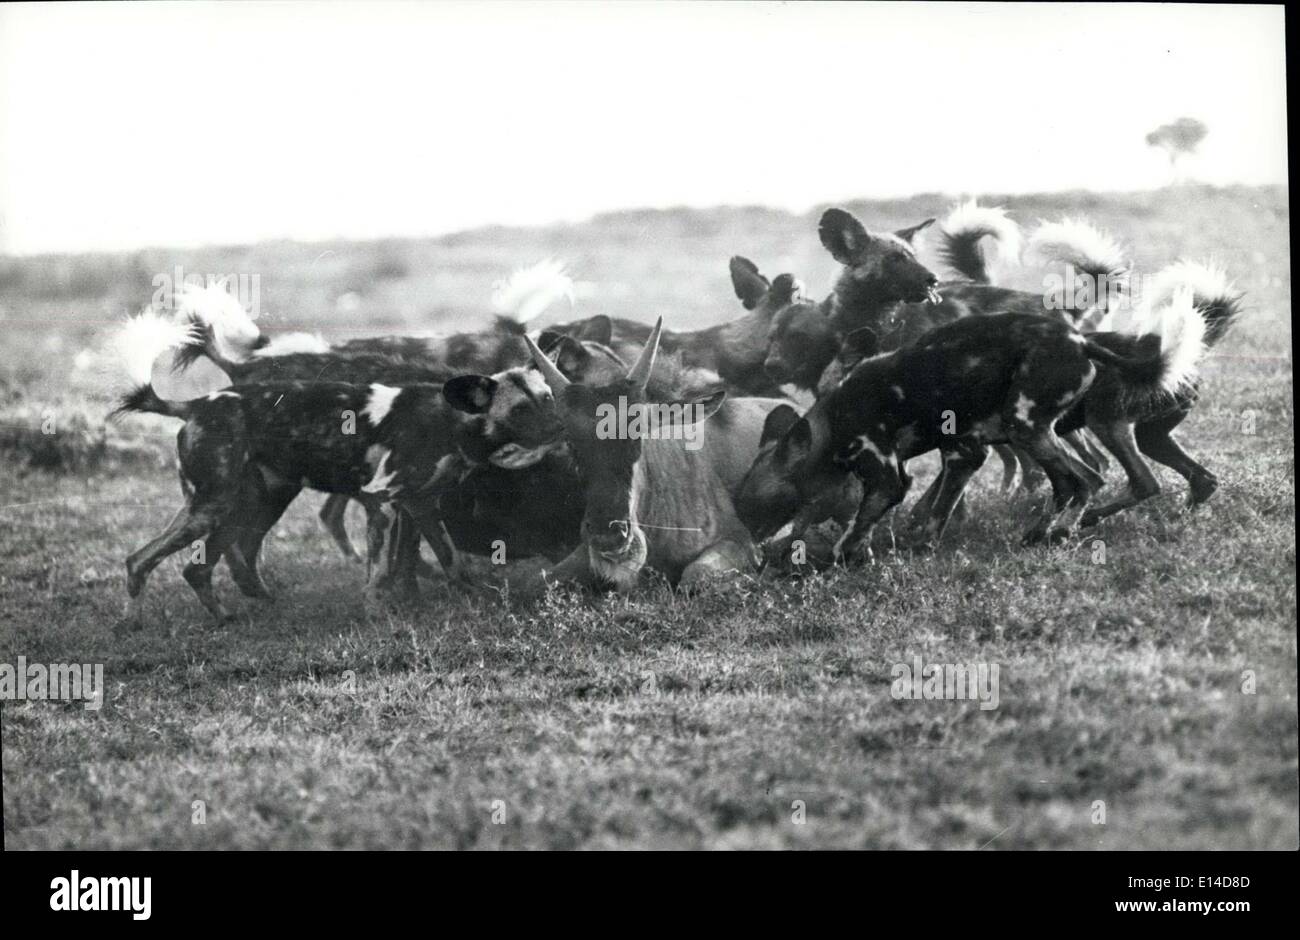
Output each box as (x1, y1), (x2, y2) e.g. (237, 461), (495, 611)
(1, 186), (1294, 849)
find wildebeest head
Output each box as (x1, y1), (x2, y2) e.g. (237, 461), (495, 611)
(524, 319), (726, 563)
(819, 208), (941, 331)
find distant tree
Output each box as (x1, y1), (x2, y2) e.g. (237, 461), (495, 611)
(1146, 117), (1208, 176)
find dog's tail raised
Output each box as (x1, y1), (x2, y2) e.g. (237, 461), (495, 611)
(491, 259), (575, 330)
(1084, 286), (1208, 405)
(108, 309), (202, 420)
(1142, 260), (1243, 347)
(934, 200), (1022, 284)
(166, 283), (266, 372)
(1029, 218), (1130, 324)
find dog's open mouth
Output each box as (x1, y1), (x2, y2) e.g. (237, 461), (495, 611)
(926, 285), (943, 304)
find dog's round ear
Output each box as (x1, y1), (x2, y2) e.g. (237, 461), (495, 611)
(443, 374), (498, 414)
(537, 330), (564, 353)
(777, 416), (814, 465)
(730, 256), (771, 310)
(839, 327), (879, 370)
(574, 315), (612, 346)
(760, 403), (801, 447)
(550, 335), (595, 379)
(894, 218), (935, 245)
(768, 273), (804, 306)
(819, 208), (872, 264)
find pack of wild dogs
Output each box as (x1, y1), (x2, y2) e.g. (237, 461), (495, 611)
(109, 202), (1243, 624)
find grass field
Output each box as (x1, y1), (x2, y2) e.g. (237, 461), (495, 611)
(1, 185), (1295, 849)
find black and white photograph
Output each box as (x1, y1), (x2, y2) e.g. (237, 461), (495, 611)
(0, 0), (1293, 880)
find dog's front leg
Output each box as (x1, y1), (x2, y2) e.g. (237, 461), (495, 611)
(833, 456), (910, 565)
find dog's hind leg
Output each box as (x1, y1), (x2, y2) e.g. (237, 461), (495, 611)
(915, 442), (987, 548)
(1079, 418), (1162, 527)
(993, 444), (1020, 493)
(125, 500), (219, 623)
(1134, 409), (1217, 506)
(226, 481), (300, 599)
(1066, 429), (1110, 474)
(319, 494), (363, 562)
(182, 522), (243, 622)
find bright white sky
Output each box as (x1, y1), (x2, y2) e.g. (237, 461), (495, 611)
(0, 1), (1287, 255)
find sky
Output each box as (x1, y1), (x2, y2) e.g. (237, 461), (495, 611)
(0, 1), (1288, 256)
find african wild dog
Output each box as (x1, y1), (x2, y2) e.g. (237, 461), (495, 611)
(510, 321), (789, 591)
(111, 316), (563, 623)
(153, 264), (578, 560)
(545, 256), (803, 398)
(737, 289), (1210, 562)
(763, 204), (1121, 493)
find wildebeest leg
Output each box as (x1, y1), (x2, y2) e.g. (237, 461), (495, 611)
(916, 443), (988, 547)
(680, 538), (759, 589)
(541, 544), (597, 589)
(226, 481), (300, 600)
(834, 463), (911, 565)
(1079, 418), (1161, 527)
(1134, 408), (1217, 506)
(319, 494), (363, 562)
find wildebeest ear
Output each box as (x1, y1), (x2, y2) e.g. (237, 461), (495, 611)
(894, 218), (935, 245)
(839, 327), (879, 369)
(729, 256), (770, 310)
(760, 404), (801, 447)
(443, 374), (498, 414)
(778, 416), (813, 464)
(819, 208), (871, 264)
(664, 387), (727, 428)
(573, 315), (613, 346)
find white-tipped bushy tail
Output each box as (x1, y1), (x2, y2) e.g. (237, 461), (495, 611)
(935, 200), (1022, 283)
(253, 331), (331, 357)
(114, 309), (195, 386)
(1029, 218), (1130, 288)
(1098, 286), (1207, 395)
(173, 282), (264, 364)
(491, 259), (575, 323)
(1142, 260), (1243, 346)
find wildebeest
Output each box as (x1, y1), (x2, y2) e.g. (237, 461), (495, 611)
(514, 320), (790, 590)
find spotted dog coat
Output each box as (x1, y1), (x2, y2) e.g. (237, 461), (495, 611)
(113, 367), (558, 623)
(764, 208), (1116, 495)
(738, 310), (1201, 562)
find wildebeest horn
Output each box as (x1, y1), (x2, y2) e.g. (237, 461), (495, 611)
(523, 333), (571, 392)
(627, 317), (662, 390)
